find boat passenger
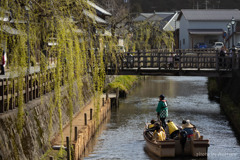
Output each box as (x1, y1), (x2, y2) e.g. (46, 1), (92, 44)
(153, 126), (166, 141)
(182, 120), (194, 138)
(167, 120), (179, 139)
(148, 119), (155, 129)
(193, 125), (201, 140)
(156, 94), (168, 130)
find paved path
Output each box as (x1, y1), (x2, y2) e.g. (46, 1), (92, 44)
(53, 93), (116, 145)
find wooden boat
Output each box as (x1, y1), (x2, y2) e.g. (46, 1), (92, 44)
(144, 130), (175, 157)
(143, 130), (209, 158)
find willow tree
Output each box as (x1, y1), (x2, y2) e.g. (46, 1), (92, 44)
(0, 0), (120, 158)
(125, 21), (175, 51)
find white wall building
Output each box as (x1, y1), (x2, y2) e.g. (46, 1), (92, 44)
(177, 9), (240, 49)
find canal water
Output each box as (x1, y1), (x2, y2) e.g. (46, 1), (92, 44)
(84, 76), (240, 160)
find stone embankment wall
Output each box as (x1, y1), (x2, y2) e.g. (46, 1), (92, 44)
(208, 70), (240, 136)
(0, 76), (93, 160)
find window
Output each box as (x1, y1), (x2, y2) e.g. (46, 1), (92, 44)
(183, 39), (185, 45)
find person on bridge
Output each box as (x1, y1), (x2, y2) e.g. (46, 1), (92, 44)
(156, 94), (168, 129)
(219, 47), (226, 67)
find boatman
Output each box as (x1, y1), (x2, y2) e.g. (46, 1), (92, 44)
(156, 94), (168, 129)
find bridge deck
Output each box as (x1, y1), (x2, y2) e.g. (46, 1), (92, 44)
(107, 68), (232, 77)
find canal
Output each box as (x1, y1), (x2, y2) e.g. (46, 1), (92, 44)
(84, 76), (240, 160)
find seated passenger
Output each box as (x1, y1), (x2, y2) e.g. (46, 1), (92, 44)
(153, 126), (166, 141)
(182, 120), (193, 138)
(167, 120), (179, 139)
(148, 119), (155, 129)
(193, 125), (200, 140)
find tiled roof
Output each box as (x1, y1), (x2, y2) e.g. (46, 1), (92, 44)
(141, 13), (154, 18)
(147, 12), (174, 22)
(87, 0), (111, 16)
(83, 10), (107, 24)
(0, 25), (25, 35)
(180, 9), (240, 21)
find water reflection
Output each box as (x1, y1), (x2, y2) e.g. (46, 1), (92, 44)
(84, 76), (240, 160)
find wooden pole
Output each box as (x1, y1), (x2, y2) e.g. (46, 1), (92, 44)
(137, 50), (140, 70)
(106, 92), (108, 101)
(116, 87), (119, 107)
(90, 108), (93, 120)
(216, 52), (219, 71)
(0, 79), (4, 113)
(84, 113), (87, 125)
(74, 126), (78, 141)
(66, 136), (70, 160)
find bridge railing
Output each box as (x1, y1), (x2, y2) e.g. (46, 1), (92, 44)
(109, 51), (240, 71)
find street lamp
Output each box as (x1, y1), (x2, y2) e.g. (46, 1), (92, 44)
(227, 23), (231, 48)
(231, 17), (235, 47)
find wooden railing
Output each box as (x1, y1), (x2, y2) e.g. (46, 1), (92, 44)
(0, 70), (59, 113)
(108, 50), (240, 71)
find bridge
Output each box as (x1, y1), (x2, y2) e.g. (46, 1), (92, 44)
(106, 49), (239, 77)
(0, 49), (238, 114)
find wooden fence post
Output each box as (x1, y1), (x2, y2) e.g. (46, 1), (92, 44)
(25, 75), (28, 103)
(84, 113), (87, 125)
(74, 126), (78, 141)
(137, 50), (140, 70)
(116, 87), (119, 107)
(12, 79), (15, 109)
(90, 108), (93, 120)
(197, 53), (200, 70)
(0, 79), (4, 113)
(121, 54), (124, 71)
(158, 52), (160, 70)
(66, 137), (70, 160)
(6, 79), (9, 111)
(179, 53), (182, 70)
(216, 52), (219, 71)
(33, 73), (36, 99)
(30, 74), (33, 101)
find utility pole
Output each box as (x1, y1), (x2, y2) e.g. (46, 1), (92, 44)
(197, 1), (199, 9)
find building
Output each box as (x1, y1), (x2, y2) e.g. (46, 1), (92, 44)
(177, 9), (240, 49)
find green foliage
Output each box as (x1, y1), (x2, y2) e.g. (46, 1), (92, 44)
(125, 21), (175, 51)
(221, 95), (240, 134)
(107, 75), (138, 93)
(0, 0), (118, 158)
